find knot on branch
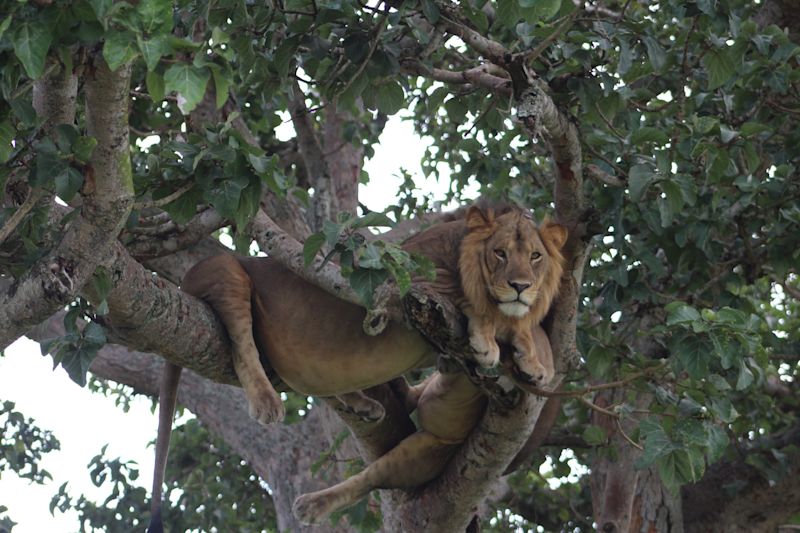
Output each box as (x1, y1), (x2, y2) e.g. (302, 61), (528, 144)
(515, 86), (545, 136)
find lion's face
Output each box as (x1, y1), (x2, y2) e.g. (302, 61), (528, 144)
(460, 206), (567, 320)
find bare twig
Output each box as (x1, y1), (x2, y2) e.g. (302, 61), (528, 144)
(586, 163), (626, 187)
(133, 183), (195, 210)
(521, 11), (578, 64)
(0, 188), (45, 246)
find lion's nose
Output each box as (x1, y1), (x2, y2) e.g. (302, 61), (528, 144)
(508, 281), (531, 294)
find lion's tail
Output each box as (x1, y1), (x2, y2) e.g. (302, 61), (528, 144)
(147, 361), (183, 533)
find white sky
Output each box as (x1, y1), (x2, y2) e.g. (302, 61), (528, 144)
(1, 114), (472, 530)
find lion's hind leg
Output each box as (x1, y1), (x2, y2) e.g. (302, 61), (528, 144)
(292, 431), (456, 525)
(182, 255), (284, 425)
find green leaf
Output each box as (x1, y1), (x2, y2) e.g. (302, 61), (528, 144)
(146, 70), (165, 102)
(375, 81), (405, 116)
(83, 322), (107, 347)
(72, 137), (98, 164)
(0, 15), (12, 41)
(164, 64), (211, 114)
(420, 0), (440, 23)
(706, 423), (729, 463)
(137, 35), (170, 71)
(628, 164), (655, 201)
(496, 0), (521, 28)
(642, 36), (666, 71)
(736, 360), (754, 390)
(0, 121), (15, 164)
(204, 177), (246, 219)
(636, 418), (675, 468)
(670, 332), (712, 380)
(349, 268), (388, 307)
(357, 243), (384, 269)
(88, 0), (113, 23)
(630, 127), (669, 146)
(104, 32), (139, 71)
(55, 167), (84, 202)
(34, 145), (68, 187)
(582, 425), (607, 446)
(352, 211), (394, 229)
(11, 22), (53, 79)
(137, 0), (173, 34)
(211, 65), (231, 109)
(303, 233), (326, 267)
(520, 0), (561, 21)
(702, 48), (736, 90)
(60, 346), (97, 387)
(586, 344), (615, 379)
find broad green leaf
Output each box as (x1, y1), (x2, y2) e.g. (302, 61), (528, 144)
(420, 0), (440, 23)
(581, 425), (607, 446)
(137, 0), (173, 34)
(0, 121), (14, 164)
(146, 70), (165, 102)
(375, 81), (405, 116)
(34, 146), (68, 188)
(303, 233), (326, 267)
(706, 423), (729, 463)
(88, 0), (113, 23)
(11, 22), (53, 79)
(628, 164), (655, 201)
(72, 137), (98, 164)
(164, 64), (211, 114)
(211, 65), (231, 109)
(349, 268), (388, 307)
(104, 32), (138, 71)
(520, 0), (561, 21)
(83, 322), (107, 347)
(673, 334), (712, 380)
(736, 360), (754, 390)
(496, 0), (521, 28)
(55, 167), (84, 202)
(137, 35), (170, 71)
(642, 36), (666, 71)
(204, 177), (246, 219)
(357, 243), (384, 269)
(352, 211), (394, 228)
(630, 127), (669, 146)
(702, 48), (736, 90)
(0, 15), (12, 41)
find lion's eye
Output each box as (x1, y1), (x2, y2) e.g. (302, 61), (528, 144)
(494, 249), (507, 261)
(530, 252), (542, 262)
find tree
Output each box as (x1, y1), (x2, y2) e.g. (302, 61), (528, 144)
(1, 0), (799, 531)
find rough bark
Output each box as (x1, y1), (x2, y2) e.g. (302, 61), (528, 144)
(0, 57), (134, 350)
(682, 425), (800, 533)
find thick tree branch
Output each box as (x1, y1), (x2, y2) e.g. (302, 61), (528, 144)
(0, 57), (134, 351)
(125, 208), (227, 261)
(683, 423), (800, 532)
(437, 2), (508, 64)
(401, 60), (513, 96)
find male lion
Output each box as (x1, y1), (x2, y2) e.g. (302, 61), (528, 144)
(148, 205), (566, 530)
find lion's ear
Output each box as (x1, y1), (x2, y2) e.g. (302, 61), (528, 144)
(540, 221), (568, 250)
(465, 206), (494, 231)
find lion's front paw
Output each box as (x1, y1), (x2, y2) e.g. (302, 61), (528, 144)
(293, 492), (335, 526)
(514, 352), (554, 386)
(247, 387), (285, 426)
(470, 334), (500, 368)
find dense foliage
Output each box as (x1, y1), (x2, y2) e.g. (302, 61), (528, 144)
(1, 0), (798, 530)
